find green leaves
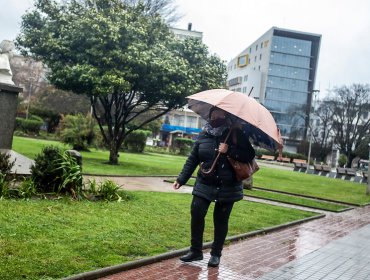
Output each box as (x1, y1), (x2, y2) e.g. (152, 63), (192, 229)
(17, 0), (227, 164)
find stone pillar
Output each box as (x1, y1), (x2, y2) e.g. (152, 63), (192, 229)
(0, 82), (23, 149)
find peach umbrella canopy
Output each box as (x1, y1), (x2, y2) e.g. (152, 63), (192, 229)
(187, 89), (283, 151)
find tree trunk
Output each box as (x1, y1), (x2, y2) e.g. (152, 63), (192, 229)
(109, 143), (119, 165)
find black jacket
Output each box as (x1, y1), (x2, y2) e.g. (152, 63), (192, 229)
(177, 128), (255, 203)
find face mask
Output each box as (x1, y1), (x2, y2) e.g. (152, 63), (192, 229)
(210, 118), (226, 128)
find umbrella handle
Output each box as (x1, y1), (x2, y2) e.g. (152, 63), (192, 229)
(200, 153), (221, 174)
(199, 128), (233, 175)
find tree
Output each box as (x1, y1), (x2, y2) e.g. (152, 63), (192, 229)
(355, 136), (370, 159)
(122, 0), (182, 23)
(76, 0), (181, 23)
(17, 0), (226, 164)
(326, 84), (370, 166)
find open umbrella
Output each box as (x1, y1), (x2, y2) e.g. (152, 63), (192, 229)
(187, 89), (283, 151)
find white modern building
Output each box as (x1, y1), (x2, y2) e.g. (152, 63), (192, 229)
(227, 27), (321, 152)
(170, 23), (203, 41)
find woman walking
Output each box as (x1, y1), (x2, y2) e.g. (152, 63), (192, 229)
(173, 107), (255, 267)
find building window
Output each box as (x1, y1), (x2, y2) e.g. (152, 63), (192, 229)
(255, 44), (258, 51)
(228, 76), (242, 87)
(248, 58), (250, 64)
(173, 114), (184, 126)
(260, 54), (262, 60)
(236, 88), (241, 92)
(249, 47), (251, 53)
(237, 54), (249, 67)
(187, 116), (197, 128)
(261, 42), (263, 48)
(243, 87), (247, 93)
(254, 56), (257, 62)
(244, 75), (248, 81)
(258, 65), (261, 70)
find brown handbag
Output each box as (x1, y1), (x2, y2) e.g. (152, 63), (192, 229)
(200, 128), (259, 180)
(227, 157), (259, 181)
(227, 129), (259, 181)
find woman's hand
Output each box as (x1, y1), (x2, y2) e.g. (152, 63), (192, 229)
(173, 181), (182, 190)
(218, 143), (228, 154)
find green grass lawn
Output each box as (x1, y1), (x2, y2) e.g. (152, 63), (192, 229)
(253, 168), (370, 206)
(13, 136), (370, 205)
(244, 189), (349, 212)
(13, 136), (187, 175)
(165, 178), (351, 211)
(1, 191), (317, 279)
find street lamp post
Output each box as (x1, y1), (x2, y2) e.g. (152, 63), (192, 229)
(306, 89), (320, 173)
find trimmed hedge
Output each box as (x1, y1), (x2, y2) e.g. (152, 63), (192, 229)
(124, 130), (151, 153)
(15, 117), (43, 134)
(174, 137), (194, 155)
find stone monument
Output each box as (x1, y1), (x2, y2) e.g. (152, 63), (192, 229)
(0, 40), (22, 149)
(0, 40), (33, 175)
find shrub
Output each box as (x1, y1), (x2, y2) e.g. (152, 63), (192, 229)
(31, 146), (64, 193)
(0, 174), (17, 199)
(58, 114), (96, 151)
(85, 179), (129, 202)
(0, 152), (15, 175)
(30, 107), (61, 133)
(174, 138), (194, 155)
(17, 178), (37, 199)
(0, 173), (9, 198)
(338, 154), (348, 167)
(16, 117), (43, 134)
(124, 130), (151, 153)
(31, 146), (84, 198)
(55, 152), (83, 199)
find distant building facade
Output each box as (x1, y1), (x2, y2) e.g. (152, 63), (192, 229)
(227, 27), (321, 152)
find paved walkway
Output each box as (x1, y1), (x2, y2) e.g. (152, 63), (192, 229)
(259, 224), (370, 280)
(99, 205), (370, 280)
(87, 175), (370, 280)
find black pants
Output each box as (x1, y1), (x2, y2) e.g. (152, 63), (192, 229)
(190, 195), (234, 257)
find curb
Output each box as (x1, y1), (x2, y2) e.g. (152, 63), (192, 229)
(252, 186), (363, 207)
(64, 214), (325, 280)
(82, 174), (179, 178)
(245, 194), (354, 213)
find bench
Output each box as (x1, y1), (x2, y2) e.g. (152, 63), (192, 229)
(322, 165), (331, 172)
(345, 168), (357, 176)
(261, 155), (275, 161)
(293, 162), (307, 172)
(292, 159), (307, 164)
(336, 167), (346, 179)
(313, 164), (331, 176)
(313, 164), (322, 175)
(278, 157), (291, 163)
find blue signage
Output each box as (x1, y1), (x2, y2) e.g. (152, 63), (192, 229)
(161, 124), (201, 134)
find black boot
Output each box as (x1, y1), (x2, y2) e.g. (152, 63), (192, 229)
(179, 251), (203, 262)
(208, 255), (220, 267)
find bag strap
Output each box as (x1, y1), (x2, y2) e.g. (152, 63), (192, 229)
(200, 128), (233, 174)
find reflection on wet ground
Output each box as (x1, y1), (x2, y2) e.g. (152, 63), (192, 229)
(101, 205), (370, 279)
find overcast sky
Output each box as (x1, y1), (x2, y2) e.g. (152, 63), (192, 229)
(2, 0), (370, 96)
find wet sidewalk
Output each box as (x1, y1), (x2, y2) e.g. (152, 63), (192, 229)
(99, 203), (370, 280)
